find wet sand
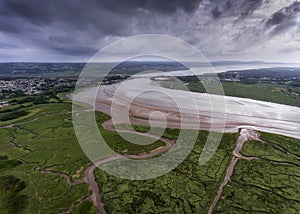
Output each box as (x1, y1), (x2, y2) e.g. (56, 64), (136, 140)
(71, 75), (300, 213)
(73, 77), (300, 139)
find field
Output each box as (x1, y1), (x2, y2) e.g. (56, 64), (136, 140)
(215, 133), (300, 213)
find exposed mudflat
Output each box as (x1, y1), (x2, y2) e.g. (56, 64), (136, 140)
(73, 77), (300, 139)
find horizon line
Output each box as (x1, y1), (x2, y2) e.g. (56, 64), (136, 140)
(0, 60), (299, 64)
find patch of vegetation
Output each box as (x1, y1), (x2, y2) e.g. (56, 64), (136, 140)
(0, 175), (28, 214)
(0, 103), (91, 213)
(95, 132), (238, 213)
(116, 123), (151, 133)
(0, 156), (22, 169)
(0, 110), (29, 121)
(215, 133), (300, 213)
(241, 140), (300, 166)
(260, 132), (300, 156)
(72, 201), (96, 214)
(218, 82), (299, 107)
(95, 112), (166, 155)
(160, 80), (300, 107)
(0, 143), (28, 213)
(0, 101), (179, 213)
(215, 159), (300, 213)
(0, 103), (72, 127)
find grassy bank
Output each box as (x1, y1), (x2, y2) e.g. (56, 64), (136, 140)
(160, 80), (300, 107)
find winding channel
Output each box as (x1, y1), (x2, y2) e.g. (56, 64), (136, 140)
(1, 113), (260, 213)
(66, 118), (174, 213)
(2, 74), (300, 213)
(87, 120), (175, 213)
(207, 128), (260, 214)
(71, 75), (300, 213)
(1, 113), (175, 214)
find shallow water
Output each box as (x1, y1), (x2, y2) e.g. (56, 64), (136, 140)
(73, 76), (300, 139)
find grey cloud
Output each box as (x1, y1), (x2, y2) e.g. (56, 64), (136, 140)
(238, 0), (263, 17)
(0, 0), (203, 56)
(265, 1), (300, 34)
(209, 0), (263, 20)
(0, 0), (204, 43)
(2, 0), (203, 27)
(50, 46), (97, 56)
(0, 0), (298, 62)
(1, 0), (129, 35)
(96, 0), (203, 14)
(211, 6), (222, 19)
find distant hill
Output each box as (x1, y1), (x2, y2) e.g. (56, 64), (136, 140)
(0, 61), (188, 78)
(0, 61), (298, 78)
(0, 63), (85, 78)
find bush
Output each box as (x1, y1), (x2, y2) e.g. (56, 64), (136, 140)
(0, 110), (29, 121)
(0, 175), (28, 213)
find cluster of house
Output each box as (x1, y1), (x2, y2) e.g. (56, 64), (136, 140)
(0, 79), (45, 95)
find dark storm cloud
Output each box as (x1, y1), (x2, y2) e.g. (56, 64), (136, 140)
(239, 0), (263, 17)
(1, 0), (203, 26)
(265, 1), (300, 35)
(211, 6), (222, 19)
(0, 0), (204, 59)
(0, 0), (203, 35)
(0, 0), (298, 62)
(1, 0), (126, 35)
(0, 1), (127, 58)
(209, 0), (263, 19)
(96, 0), (203, 14)
(51, 46), (98, 56)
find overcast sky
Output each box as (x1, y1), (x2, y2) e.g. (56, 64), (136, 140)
(0, 0), (299, 62)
